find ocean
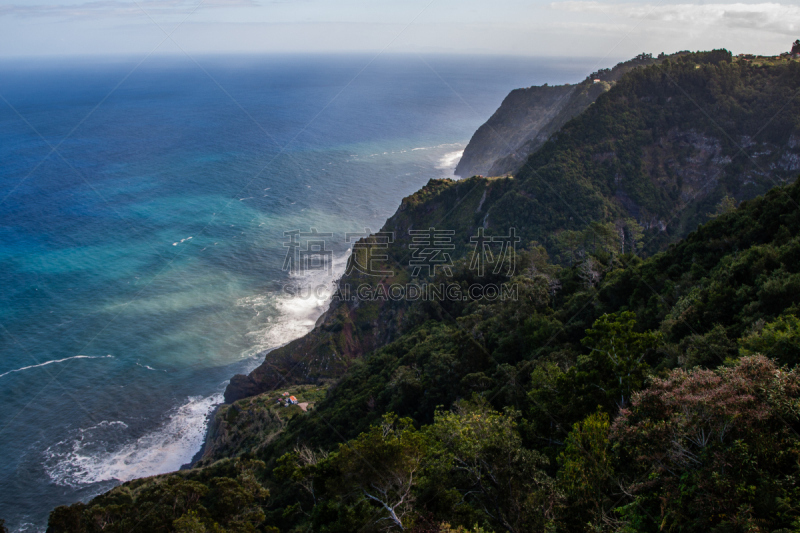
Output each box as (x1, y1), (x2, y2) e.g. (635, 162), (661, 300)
(0, 54), (598, 531)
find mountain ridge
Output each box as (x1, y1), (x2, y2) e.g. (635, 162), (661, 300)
(455, 53), (668, 179)
(225, 49), (800, 403)
(45, 48), (800, 533)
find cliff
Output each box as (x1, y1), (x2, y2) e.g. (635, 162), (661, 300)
(224, 176), (512, 402)
(48, 48), (800, 533)
(455, 53), (668, 179)
(454, 83), (577, 178)
(226, 50), (800, 403)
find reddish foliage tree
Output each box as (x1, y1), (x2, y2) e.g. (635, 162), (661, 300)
(612, 356), (800, 531)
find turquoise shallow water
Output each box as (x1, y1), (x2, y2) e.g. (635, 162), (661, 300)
(0, 54), (598, 531)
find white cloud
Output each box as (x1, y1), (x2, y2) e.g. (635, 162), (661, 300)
(0, 0), (793, 57)
(552, 1), (800, 35)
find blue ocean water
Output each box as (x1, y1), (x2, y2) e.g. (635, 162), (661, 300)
(0, 54), (598, 531)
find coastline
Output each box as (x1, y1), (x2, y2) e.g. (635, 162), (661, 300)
(0, 53), (583, 531)
(183, 404), (220, 470)
(188, 147), (464, 470)
(183, 261), (350, 470)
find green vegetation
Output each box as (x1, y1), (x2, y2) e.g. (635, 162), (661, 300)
(488, 49), (800, 256)
(47, 459), (276, 533)
(198, 385), (328, 467)
(48, 50), (800, 532)
(50, 176), (800, 532)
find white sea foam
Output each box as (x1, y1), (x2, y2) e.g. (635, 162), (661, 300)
(411, 142), (462, 152)
(136, 362), (164, 372)
(43, 394), (222, 486)
(45, 250), (352, 489)
(436, 150), (464, 176)
(0, 354), (113, 379)
(237, 250), (350, 355)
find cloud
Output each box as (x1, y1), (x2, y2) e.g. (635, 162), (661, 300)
(552, 1), (800, 35)
(0, 0), (260, 18)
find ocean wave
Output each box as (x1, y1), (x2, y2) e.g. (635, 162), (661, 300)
(436, 149), (463, 170)
(0, 354), (113, 379)
(172, 236), (193, 246)
(136, 362), (165, 372)
(44, 251), (350, 491)
(43, 394), (222, 486)
(356, 142), (463, 159)
(236, 250), (350, 358)
(411, 142), (463, 152)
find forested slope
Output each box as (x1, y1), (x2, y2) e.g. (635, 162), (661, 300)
(49, 177), (800, 533)
(46, 49), (800, 533)
(227, 50), (800, 403)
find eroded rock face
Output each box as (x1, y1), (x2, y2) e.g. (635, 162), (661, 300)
(225, 374), (263, 403)
(223, 177), (510, 404)
(457, 54), (664, 179)
(455, 84), (576, 179)
(226, 53), (800, 405)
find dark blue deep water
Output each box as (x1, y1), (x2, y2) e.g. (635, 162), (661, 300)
(0, 54), (598, 531)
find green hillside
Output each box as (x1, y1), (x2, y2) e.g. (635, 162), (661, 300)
(49, 177), (800, 533)
(490, 50), (800, 255)
(226, 50), (800, 405)
(46, 50), (800, 533)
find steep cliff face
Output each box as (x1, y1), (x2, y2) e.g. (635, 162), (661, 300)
(227, 51), (800, 404)
(455, 53), (666, 179)
(224, 177), (509, 403)
(454, 84), (576, 178)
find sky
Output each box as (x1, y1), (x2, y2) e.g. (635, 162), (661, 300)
(0, 0), (797, 58)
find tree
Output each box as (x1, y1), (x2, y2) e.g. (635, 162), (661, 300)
(612, 356), (800, 532)
(427, 400), (553, 533)
(174, 510), (209, 533)
(333, 414), (430, 530)
(200, 460), (269, 533)
(739, 314), (800, 367)
(587, 221), (619, 255)
(709, 194), (736, 218)
(555, 230), (587, 264)
(579, 257), (602, 288)
(578, 312), (661, 409)
(678, 323), (737, 368)
(275, 444), (329, 505)
(557, 411), (614, 529)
